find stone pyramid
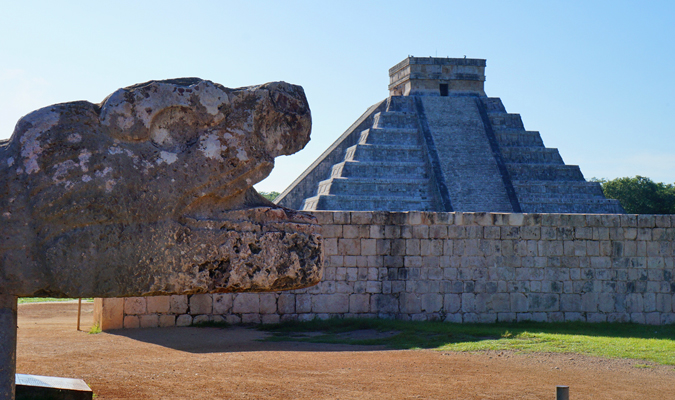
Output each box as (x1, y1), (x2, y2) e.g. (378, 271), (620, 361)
(275, 57), (624, 213)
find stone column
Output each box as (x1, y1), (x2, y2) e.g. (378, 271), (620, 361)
(0, 294), (17, 400)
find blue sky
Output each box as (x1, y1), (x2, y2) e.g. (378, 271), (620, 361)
(1, 1), (673, 192)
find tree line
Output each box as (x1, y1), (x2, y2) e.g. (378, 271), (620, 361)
(593, 176), (675, 214)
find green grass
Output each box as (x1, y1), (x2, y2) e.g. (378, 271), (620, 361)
(258, 318), (675, 366)
(88, 323), (102, 334)
(18, 297), (94, 304)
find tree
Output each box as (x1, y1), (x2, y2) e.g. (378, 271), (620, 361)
(259, 191), (280, 202)
(593, 176), (675, 214)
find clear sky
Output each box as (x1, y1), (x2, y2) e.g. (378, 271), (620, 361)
(1, 1), (673, 192)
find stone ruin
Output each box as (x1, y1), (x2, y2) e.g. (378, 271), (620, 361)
(276, 57), (624, 214)
(0, 78), (324, 399)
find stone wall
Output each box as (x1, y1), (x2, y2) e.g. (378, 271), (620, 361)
(95, 211), (675, 329)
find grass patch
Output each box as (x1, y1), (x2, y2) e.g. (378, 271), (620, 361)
(88, 323), (102, 335)
(258, 318), (675, 365)
(18, 298), (94, 304)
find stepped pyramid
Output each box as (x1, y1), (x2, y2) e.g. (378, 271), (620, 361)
(276, 57), (624, 213)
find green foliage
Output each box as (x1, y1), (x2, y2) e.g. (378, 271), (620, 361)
(593, 176), (675, 214)
(259, 191), (280, 202)
(18, 298), (94, 304)
(260, 318), (675, 365)
(88, 323), (102, 334)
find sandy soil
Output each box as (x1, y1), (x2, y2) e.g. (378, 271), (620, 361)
(15, 302), (675, 399)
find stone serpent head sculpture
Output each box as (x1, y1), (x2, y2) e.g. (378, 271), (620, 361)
(0, 78), (323, 298)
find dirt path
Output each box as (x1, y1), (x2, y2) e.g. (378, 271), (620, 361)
(16, 302), (675, 399)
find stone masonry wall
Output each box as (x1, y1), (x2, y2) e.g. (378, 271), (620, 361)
(94, 211), (675, 329)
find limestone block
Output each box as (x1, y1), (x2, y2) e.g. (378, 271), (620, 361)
(213, 294), (233, 314)
(497, 312), (516, 322)
(528, 294), (559, 312)
(276, 294), (295, 314)
(461, 293), (475, 312)
(338, 238), (361, 256)
(366, 281), (382, 293)
(626, 294), (644, 313)
(581, 293), (598, 312)
(444, 313), (462, 323)
(189, 294), (213, 315)
(324, 239), (338, 255)
(159, 315), (176, 327)
(93, 298), (124, 331)
(332, 211), (350, 224)
(140, 314), (160, 328)
(232, 293), (260, 314)
(310, 211), (333, 225)
(349, 294), (370, 313)
(191, 315), (209, 325)
(607, 313), (630, 323)
(146, 296), (170, 314)
(241, 314), (261, 324)
(630, 313), (646, 324)
(548, 312), (565, 322)
(564, 312), (584, 322)
(479, 313), (497, 323)
(421, 293), (442, 313)
(443, 294), (461, 313)
(645, 312), (661, 325)
(176, 314), (193, 327)
(312, 294), (349, 313)
(123, 315), (140, 329)
(225, 314), (242, 324)
(643, 293), (656, 312)
(486, 293), (510, 313)
(370, 294), (399, 313)
(400, 293), (422, 314)
(598, 293), (615, 313)
(259, 293), (277, 314)
(0, 79), (322, 298)
(262, 314), (281, 324)
(124, 297), (146, 315)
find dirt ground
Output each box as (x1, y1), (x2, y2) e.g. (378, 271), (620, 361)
(15, 302), (675, 400)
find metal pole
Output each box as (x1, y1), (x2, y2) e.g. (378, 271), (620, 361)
(77, 298), (82, 331)
(0, 294), (17, 400)
(556, 385), (569, 400)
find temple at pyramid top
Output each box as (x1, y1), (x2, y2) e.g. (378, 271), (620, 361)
(275, 57), (624, 214)
(389, 57), (486, 96)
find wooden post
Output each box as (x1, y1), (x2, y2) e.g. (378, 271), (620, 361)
(77, 298), (82, 331)
(556, 385), (569, 400)
(0, 294), (17, 400)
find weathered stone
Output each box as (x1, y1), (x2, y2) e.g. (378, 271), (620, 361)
(0, 78), (322, 297)
(189, 294), (213, 315)
(213, 294), (233, 314)
(233, 293), (260, 314)
(175, 314), (192, 327)
(146, 296), (170, 314)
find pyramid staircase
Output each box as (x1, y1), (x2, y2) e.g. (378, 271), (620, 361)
(483, 98), (624, 213)
(301, 97), (440, 211)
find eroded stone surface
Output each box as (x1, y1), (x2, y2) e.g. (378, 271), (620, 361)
(0, 78), (322, 297)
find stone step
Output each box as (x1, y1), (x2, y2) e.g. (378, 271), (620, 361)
(344, 144), (425, 162)
(331, 161), (429, 179)
(373, 111), (419, 129)
(302, 194), (435, 212)
(507, 164), (585, 181)
(513, 181), (605, 196)
(386, 96), (416, 113)
(488, 113), (524, 130)
(500, 147), (563, 164)
(482, 97), (506, 113)
(317, 177), (433, 197)
(495, 131), (544, 147)
(358, 128), (421, 146)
